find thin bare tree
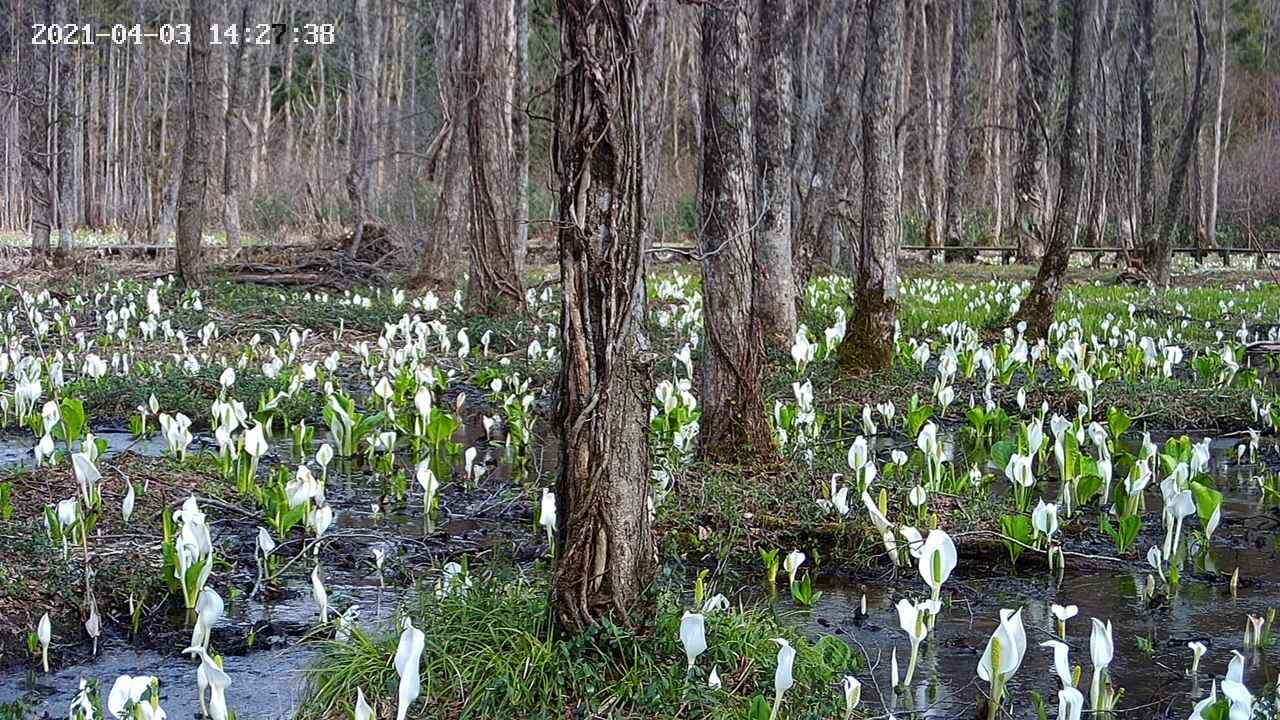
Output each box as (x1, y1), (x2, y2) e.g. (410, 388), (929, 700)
(1207, 0), (1228, 261)
(1145, 1), (1207, 287)
(222, 1), (249, 249)
(346, 0), (375, 258)
(53, 0), (74, 258)
(175, 0), (213, 286)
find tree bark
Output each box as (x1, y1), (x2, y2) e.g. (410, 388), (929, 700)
(1145, 2), (1207, 287)
(153, 131), (184, 245)
(1010, 0), (1057, 263)
(175, 0), (212, 286)
(753, 0), (798, 348)
(464, 0), (525, 315)
(1013, 0), (1094, 336)
(346, 0), (374, 258)
(222, 1), (249, 249)
(550, 0), (656, 634)
(922, 1), (952, 256)
(53, 0), (74, 258)
(943, 0), (974, 261)
(21, 0), (53, 254)
(698, 0), (775, 460)
(794, 4), (862, 280)
(409, 0), (470, 290)
(838, 0), (903, 373)
(1207, 0), (1227, 261)
(1085, 0), (1118, 256)
(514, 0), (530, 264)
(1136, 0), (1155, 251)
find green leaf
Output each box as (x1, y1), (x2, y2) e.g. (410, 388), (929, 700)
(1189, 480), (1223, 534)
(1101, 514), (1141, 554)
(1074, 474), (1103, 508)
(1107, 407), (1131, 439)
(989, 441), (1016, 472)
(746, 695), (772, 720)
(58, 397), (87, 444)
(1000, 514), (1033, 568)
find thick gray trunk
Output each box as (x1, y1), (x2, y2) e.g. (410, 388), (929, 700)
(795, 3), (862, 280)
(699, 0), (774, 459)
(411, 0), (470, 289)
(464, 0), (525, 315)
(1010, 0), (1057, 263)
(753, 0), (798, 348)
(839, 0), (902, 373)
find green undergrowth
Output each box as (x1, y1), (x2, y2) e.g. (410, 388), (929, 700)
(298, 572), (859, 720)
(660, 460), (883, 572)
(66, 365), (321, 429)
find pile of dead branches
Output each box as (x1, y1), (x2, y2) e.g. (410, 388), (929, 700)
(219, 224), (409, 289)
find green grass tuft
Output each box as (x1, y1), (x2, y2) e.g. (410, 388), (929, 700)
(299, 572), (859, 720)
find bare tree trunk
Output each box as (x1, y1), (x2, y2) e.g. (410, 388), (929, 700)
(514, 0), (530, 260)
(1207, 0), (1227, 261)
(794, 4), (862, 280)
(128, 0), (148, 240)
(53, 0), (74, 259)
(175, 0), (212, 287)
(922, 1), (952, 257)
(753, 0), (798, 348)
(284, 6), (296, 159)
(791, 1), (836, 275)
(1145, 2), (1207, 287)
(698, 0), (774, 460)
(153, 134), (184, 245)
(222, 1), (249, 249)
(1010, 0), (1057, 263)
(1014, 0), (1094, 336)
(346, 0), (374, 258)
(838, 0), (903, 373)
(550, 0), (656, 634)
(409, 0), (470, 290)
(1085, 0), (1119, 259)
(464, 0), (525, 315)
(21, 0), (53, 255)
(988, 0), (1007, 250)
(1136, 0), (1155, 252)
(895, 0), (917, 210)
(85, 45), (101, 229)
(943, 0), (974, 261)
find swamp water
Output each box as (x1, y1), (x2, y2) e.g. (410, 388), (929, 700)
(1, 430), (1277, 718)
